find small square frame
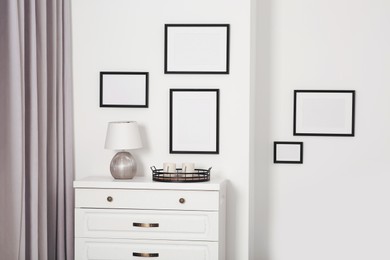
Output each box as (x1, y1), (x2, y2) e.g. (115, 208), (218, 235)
(274, 142), (303, 164)
(170, 89), (219, 154)
(294, 90), (355, 136)
(100, 72), (149, 108)
(164, 24), (230, 74)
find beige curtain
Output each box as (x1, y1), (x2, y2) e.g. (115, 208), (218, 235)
(0, 0), (74, 260)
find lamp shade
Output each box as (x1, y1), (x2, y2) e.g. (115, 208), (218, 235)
(104, 121), (143, 150)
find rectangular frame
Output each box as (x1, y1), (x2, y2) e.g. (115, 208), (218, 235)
(274, 142), (303, 164)
(100, 72), (149, 108)
(294, 90), (355, 136)
(170, 89), (219, 154)
(164, 24), (230, 74)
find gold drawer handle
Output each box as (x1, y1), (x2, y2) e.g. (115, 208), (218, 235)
(133, 222), (159, 228)
(179, 198), (185, 204)
(133, 252), (159, 257)
(106, 196), (113, 202)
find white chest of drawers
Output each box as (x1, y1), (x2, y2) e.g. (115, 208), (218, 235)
(74, 176), (226, 260)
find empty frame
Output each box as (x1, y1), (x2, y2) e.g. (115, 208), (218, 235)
(294, 90), (355, 136)
(274, 142), (303, 164)
(100, 72), (149, 107)
(170, 89), (219, 154)
(165, 24), (230, 74)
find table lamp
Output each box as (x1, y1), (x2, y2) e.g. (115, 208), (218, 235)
(104, 121), (143, 179)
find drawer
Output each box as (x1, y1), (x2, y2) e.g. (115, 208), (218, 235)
(75, 208), (219, 241)
(75, 189), (219, 211)
(75, 238), (219, 260)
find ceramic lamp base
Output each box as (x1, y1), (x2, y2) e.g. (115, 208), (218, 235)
(110, 151), (137, 179)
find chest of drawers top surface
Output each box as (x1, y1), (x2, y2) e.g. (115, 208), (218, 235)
(74, 176), (226, 191)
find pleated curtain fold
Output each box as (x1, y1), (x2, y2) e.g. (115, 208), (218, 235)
(0, 0), (74, 260)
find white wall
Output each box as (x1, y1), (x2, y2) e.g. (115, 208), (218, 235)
(257, 0), (390, 259)
(72, 0), (253, 259)
(73, 0), (390, 259)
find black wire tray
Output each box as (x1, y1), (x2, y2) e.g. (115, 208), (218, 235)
(150, 166), (211, 183)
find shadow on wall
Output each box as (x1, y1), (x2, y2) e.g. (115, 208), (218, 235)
(255, 0), (272, 259)
(135, 124), (149, 177)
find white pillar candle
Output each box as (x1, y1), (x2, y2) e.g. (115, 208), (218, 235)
(182, 163), (195, 173)
(163, 163), (176, 173)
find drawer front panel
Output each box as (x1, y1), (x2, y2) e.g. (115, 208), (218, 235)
(75, 189), (219, 211)
(75, 238), (218, 260)
(75, 209), (219, 241)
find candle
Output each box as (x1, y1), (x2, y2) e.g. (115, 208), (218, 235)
(182, 162), (195, 173)
(163, 163), (176, 173)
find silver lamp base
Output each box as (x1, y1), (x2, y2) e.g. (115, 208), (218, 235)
(110, 151), (137, 179)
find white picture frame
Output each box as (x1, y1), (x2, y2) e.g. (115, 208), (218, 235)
(294, 90), (355, 136)
(170, 89), (219, 154)
(164, 24), (230, 74)
(100, 72), (148, 107)
(274, 142), (303, 164)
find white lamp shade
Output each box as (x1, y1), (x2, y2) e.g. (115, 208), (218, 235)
(104, 121), (143, 150)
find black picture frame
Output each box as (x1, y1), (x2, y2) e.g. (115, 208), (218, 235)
(170, 89), (220, 154)
(274, 142), (303, 164)
(164, 24), (230, 74)
(294, 90), (355, 136)
(100, 71), (149, 108)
